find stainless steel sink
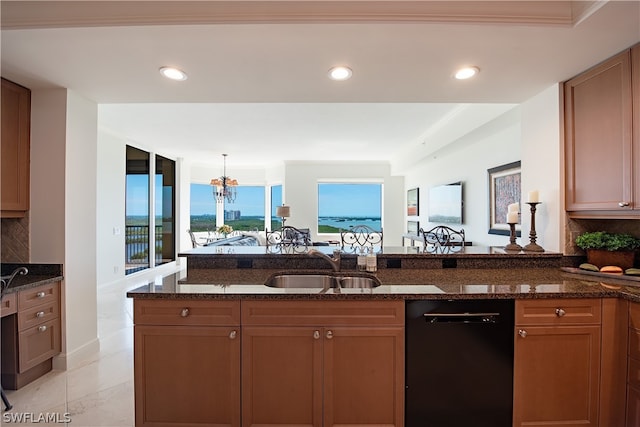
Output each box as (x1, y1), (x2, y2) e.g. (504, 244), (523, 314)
(265, 274), (338, 288)
(264, 273), (380, 289)
(338, 276), (380, 288)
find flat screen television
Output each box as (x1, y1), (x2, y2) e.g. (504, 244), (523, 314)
(427, 182), (463, 224)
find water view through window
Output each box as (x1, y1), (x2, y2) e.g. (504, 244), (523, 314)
(190, 184), (265, 231)
(318, 183), (382, 233)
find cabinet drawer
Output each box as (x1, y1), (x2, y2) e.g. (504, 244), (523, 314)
(242, 300), (404, 326)
(18, 300), (59, 331)
(18, 282), (59, 311)
(134, 299), (240, 326)
(18, 318), (61, 372)
(1, 292), (17, 317)
(515, 298), (601, 325)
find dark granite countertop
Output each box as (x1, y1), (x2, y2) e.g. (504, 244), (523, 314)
(0, 263), (63, 294)
(127, 267), (640, 303)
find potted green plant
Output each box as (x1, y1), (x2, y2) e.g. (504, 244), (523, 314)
(575, 231), (640, 269)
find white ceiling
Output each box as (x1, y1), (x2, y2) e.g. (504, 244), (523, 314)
(1, 1), (639, 169)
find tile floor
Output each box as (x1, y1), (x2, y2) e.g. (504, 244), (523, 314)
(3, 268), (182, 426)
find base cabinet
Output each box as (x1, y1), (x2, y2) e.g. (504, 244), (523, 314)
(1, 282), (61, 390)
(133, 300), (241, 427)
(241, 300), (404, 427)
(513, 299), (601, 427)
(133, 299), (403, 427)
(242, 325), (404, 427)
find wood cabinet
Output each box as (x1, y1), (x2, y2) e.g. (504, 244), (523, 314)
(564, 44), (640, 217)
(241, 300), (405, 427)
(1, 78), (30, 218)
(133, 299), (241, 427)
(1, 281), (61, 389)
(513, 298), (602, 427)
(628, 301), (640, 426)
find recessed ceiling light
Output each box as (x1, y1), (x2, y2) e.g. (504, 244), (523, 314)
(454, 66), (480, 80)
(328, 66), (353, 81)
(159, 66), (188, 81)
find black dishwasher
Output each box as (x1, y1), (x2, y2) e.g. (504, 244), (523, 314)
(405, 299), (514, 427)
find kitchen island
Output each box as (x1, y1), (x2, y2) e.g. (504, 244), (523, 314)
(128, 257), (640, 427)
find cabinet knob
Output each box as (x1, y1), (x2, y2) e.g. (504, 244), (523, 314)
(38, 325), (47, 332)
(518, 329), (527, 338)
(36, 311), (45, 318)
(180, 308), (190, 317)
(313, 330), (320, 340)
(619, 201), (630, 207)
(229, 330), (237, 340)
(326, 330), (334, 340)
(555, 308), (566, 317)
(36, 291), (46, 298)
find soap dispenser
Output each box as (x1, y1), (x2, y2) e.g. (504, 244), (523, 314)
(366, 248), (377, 272)
(357, 247), (367, 271)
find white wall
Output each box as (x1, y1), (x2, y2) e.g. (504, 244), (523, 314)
(404, 107), (522, 247)
(30, 89), (99, 369)
(520, 84), (562, 252)
(96, 129), (126, 284)
(401, 85), (564, 252)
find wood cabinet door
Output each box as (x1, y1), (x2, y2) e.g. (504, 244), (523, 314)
(242, 326), (323, 427)
(1, 78), (30, 217)
(632, 44), (640, 212)
(134, 325), (240, 427)
(323, 326), (404, 427)
(564, 50), (634, 213)
(513, 325), (601, 427)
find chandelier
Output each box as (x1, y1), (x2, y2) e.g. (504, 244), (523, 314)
(210, 154), (238, 203)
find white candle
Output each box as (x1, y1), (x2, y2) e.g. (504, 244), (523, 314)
(507, 211), (519, 224)
(508, 203), (519, 213)
(528, 190), (539, 203)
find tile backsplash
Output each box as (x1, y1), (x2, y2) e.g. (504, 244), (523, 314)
(1, 216), (29, 262)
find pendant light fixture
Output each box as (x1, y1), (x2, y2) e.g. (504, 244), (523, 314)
(210, 154), (238, 203)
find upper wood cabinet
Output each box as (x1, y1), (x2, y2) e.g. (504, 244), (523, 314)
(1, 78), (30, 218)
(564, 44), (640, 217)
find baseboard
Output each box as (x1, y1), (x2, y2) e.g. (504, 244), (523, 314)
(52, 337), (101, 371)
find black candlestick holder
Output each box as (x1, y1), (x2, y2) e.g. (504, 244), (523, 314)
(523, 202), (544, 252)
(505, 222), (522, 251)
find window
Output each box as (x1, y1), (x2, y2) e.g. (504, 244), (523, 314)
(224, 186), (265, 231)
(191, 184), (266, 231)
(190, 183), (216, 232)
(125, 146), (150, 274)
(271, 184), (283, 230)
(125, 146), (175, 275)
(155, 155), (175, 266)
(317, 183), (382, 233)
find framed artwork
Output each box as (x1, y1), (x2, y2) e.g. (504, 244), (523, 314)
(407, 220), (419, 235)
(407, 188), (419, 216)
(488, 161), (521, 236)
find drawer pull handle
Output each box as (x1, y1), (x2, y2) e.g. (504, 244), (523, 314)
(619, 201), (630, 207)
(518, 329), (527, 338)
(326, 330), (333, 340)
(36, 291), (46, 298)
(229, 330), (237, 340)
(313, 330), (320, 340)
(555, 308), (566, 317)
(36, 311), (45, 318)
(38, 325), (47, 332)
(180, 308), (190, 317)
